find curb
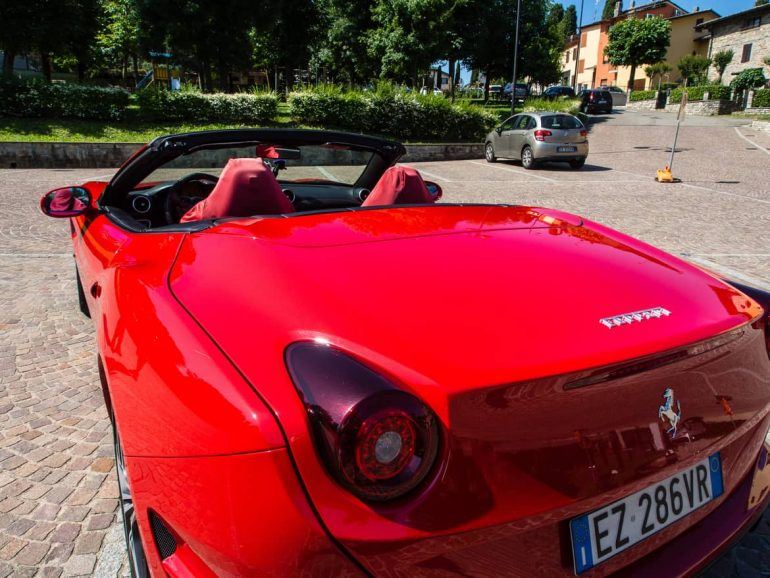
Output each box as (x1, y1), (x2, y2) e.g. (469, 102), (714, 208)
(0, 141), (484, 169)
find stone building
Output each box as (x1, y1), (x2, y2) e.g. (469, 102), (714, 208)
(696, 4), (770, 84)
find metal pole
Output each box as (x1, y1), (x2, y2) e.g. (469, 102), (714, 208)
(510, 0), (522, 115)
(668, 119), (681, 171)
(573, 0), (585, 91)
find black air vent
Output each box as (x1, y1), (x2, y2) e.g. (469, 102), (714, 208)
(149, 511), (177, 560)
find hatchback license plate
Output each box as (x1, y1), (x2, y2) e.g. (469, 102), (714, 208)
(558, 146), (577, 153)
(570, 453), (723, 574)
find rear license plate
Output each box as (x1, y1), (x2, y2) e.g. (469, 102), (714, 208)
(558, 146), (577, 153)
(570, 453), (723, 574)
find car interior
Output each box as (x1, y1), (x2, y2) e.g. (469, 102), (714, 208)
(105, 139), (442, 231)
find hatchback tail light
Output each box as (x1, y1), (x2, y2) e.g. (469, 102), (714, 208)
(580, 129), (588, 138)
(534, 129), (552, 141)
(286, 342), (440, 501)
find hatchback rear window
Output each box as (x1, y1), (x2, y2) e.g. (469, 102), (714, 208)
(541, 115), (584, 130)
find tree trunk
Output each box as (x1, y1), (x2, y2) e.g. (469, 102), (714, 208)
(132, 54), (139, 88)
(76, 58), (86, 82)
(3, 50), (16, 75)
(448, 58), (455, 102)
(627, 64), (636, 92)
(483, 74), (490, 103)
(40, 52), (52, 83)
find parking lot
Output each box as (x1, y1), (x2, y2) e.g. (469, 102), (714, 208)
(0, 109), (769, 576)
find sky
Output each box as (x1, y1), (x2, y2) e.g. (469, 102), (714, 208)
(558, 0), (757, 26)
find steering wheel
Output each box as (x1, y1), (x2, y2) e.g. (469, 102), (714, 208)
(164, 172), (219, 224)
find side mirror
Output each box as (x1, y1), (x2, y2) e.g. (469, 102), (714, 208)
(496, 127), (503, 135)
(40, 186), (91, 218)
(424, 181), (443, 201)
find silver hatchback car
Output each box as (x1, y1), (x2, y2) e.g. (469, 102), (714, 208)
(485, 112), (589, 169)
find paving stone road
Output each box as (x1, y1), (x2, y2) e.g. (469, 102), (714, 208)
(0, 110), (768, 576)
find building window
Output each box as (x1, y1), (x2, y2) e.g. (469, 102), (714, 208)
(743, 17), (761, 29)
(566, 51), (570, 63)
(578, 60), (585, 73)
(741, 43), (752, 63)
(603, 52), (610, 64)
(580, 33), (587, 48)
(573, 48), (578, 59)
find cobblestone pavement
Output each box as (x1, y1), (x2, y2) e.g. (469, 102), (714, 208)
(0, 110), (769, 576)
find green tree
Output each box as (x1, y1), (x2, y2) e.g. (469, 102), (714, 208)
(730, 67), (767, 91)
(644, 61), (671, 89)
(97, 0), (142, 84)
(313, 0), (378, 84)
(763, 55), (770, 67)
(0, 0), (36, 75)
(677, 54), (711, 86)
(755, 0), (768, 6)
(562, 5), (578, 37)
(605, 16), (670, 91)
(711, 49), (733, 84)
(602, 0), (617, 20)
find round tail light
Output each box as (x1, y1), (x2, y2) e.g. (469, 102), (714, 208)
(286, 342), (440, 501)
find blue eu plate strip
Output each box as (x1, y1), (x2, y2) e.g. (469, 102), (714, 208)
(710, 453), (724, 499)
(570, 514), (593, 574)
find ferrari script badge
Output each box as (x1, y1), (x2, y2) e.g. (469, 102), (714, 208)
(599, 306), (671, 329)
(659, 388), (682, 438)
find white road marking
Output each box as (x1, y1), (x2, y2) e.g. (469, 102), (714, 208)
(686, 256), (770, 290)
(316, 166), (338, 181)
(734, 127), (770, 156)
(468, 160), (557, 182)
(692, 253), (770, 257)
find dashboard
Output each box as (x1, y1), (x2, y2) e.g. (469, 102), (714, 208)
(124, 176), (371, 228)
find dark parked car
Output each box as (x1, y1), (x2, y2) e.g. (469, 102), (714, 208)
(578, 89), (613, 114)
(504, 82), (529, 103)
(543, 86), (576, 99)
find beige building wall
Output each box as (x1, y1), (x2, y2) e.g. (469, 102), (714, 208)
(576, 26), (602, 89)
(705, 10), (770, 83)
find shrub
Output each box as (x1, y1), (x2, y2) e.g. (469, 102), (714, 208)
(136, 89), (278, 123)
(0, 75), (129, 120)
(669, 84), (730, 103)
(753, 89), (770, 108)
(289, 87), (497, 141)
(629, 90), (657, 101)
(730, 68), (767, 92)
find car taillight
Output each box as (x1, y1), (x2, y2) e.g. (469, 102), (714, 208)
(724, 280), (770, 358)
(286, 342), (440, 501)
(534, 129), (551, 141)
(580, 129), (588, 138)
(589, 93), (595, 101)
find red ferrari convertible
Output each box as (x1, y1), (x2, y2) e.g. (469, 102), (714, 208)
(41, 129), (770, 577)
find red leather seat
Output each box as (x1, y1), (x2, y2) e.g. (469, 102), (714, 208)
(361, 166), (435, 207)
(180, 158), (294, 223)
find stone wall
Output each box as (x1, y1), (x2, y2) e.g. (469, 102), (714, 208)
(705, 9), (770, 83)
(664, 99), (737, 116)
(0, 141), (485, 169)
(745, 107), (770, 116)
(626, 99), (658, 112)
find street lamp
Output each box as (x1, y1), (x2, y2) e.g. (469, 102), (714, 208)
(510, 0), (522, 115)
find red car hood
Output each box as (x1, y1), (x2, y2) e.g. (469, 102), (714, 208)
(169, 205), (768, 570)
(170, 205), (758, 394)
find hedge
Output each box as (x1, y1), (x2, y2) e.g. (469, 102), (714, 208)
(0, 76), (129, 120)
(669, 84), (731, 103)
(136, 89), (278, 123)
(629, 90), (657, 102)
(753, 89), (770, 108)
(289, 88), (497, 141)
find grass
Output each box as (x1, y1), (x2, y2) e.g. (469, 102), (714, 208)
(732, 112), (770, 122)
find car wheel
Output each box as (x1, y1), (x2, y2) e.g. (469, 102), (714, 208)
(521, 146), (536, 170)
(75, 266), (90, 318)
(115, 427), (150, 578)
(485, 142), (497, 163)
(569, 158), (586, 170)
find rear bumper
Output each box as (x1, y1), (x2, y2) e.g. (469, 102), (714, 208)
(128, 449), (361, 577)
(532, 141), (588, 161)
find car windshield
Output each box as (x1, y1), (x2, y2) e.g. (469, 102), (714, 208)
(541, 115), (583, 130)
(139, 142), (375, 187)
